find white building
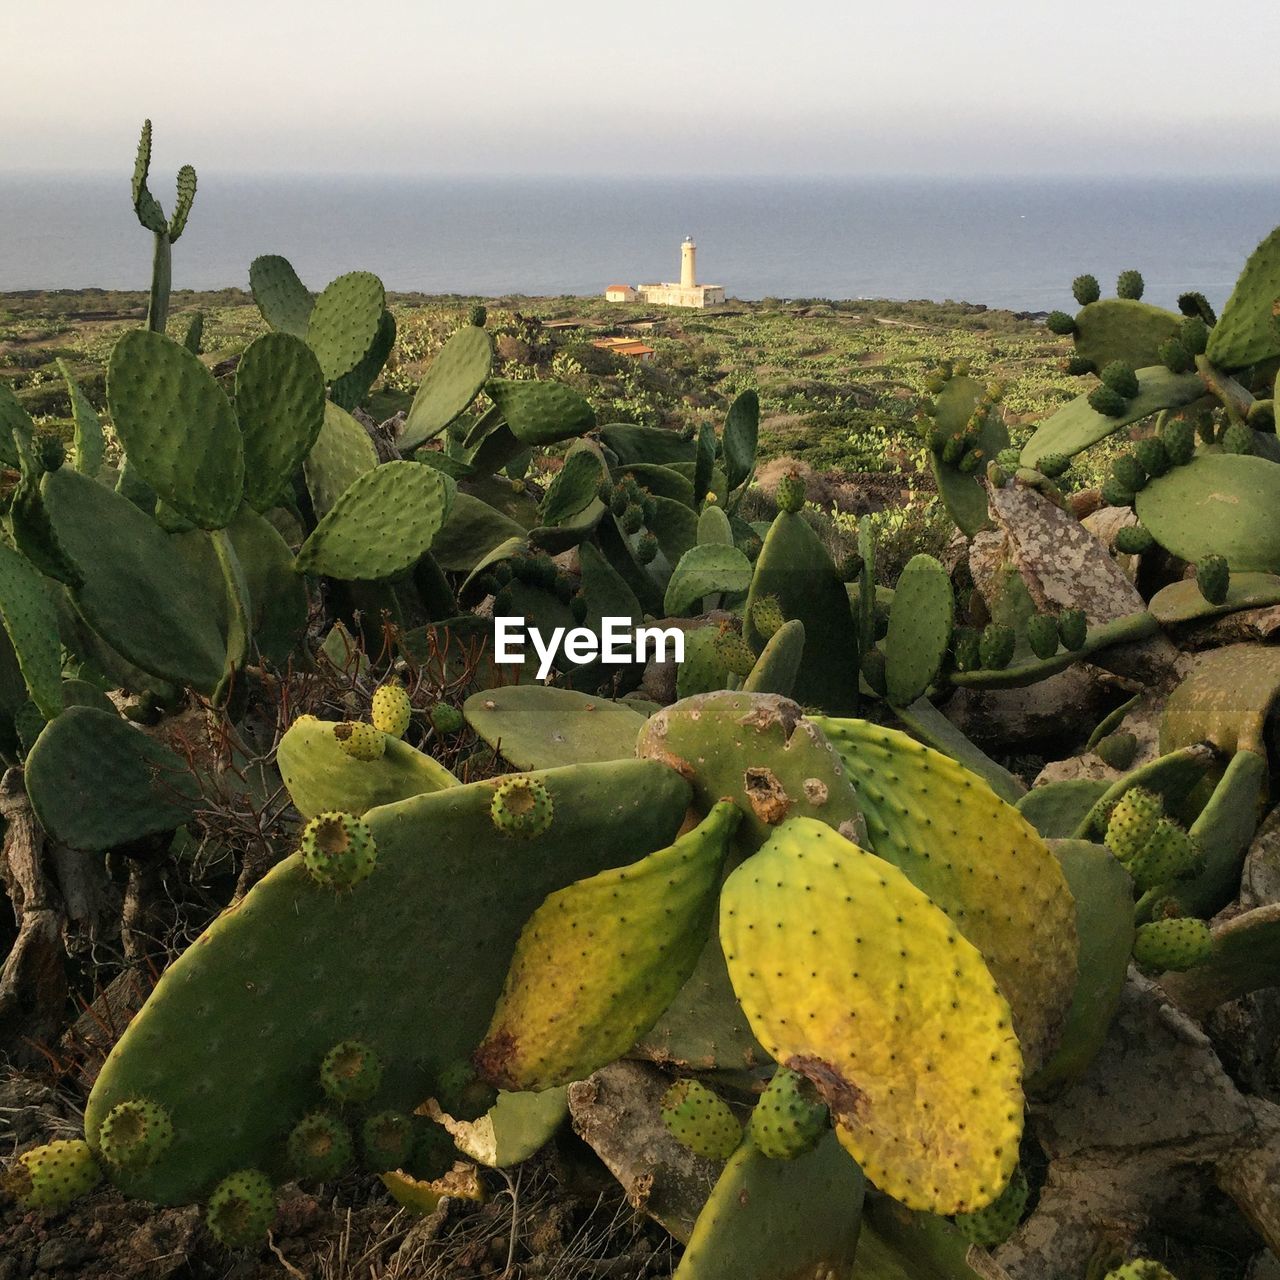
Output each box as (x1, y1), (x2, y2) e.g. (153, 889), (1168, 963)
(606, 238), (726, 309)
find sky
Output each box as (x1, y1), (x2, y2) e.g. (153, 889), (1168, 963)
(4, 0), (1279, 178)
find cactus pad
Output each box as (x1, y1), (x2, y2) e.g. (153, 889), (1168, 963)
(812, 718), (1077, 1073)
(486, 378), (596, 445)
(306, 271), (386, 383)
(1104, 787), (1163, 861)
(476, 801), (739, 1091)
(304, 402), (379, 518)
(1207, 226), (1280, 369)
(660, 1080), (742, 1160)
(1196, 555), (1230, 604)
(883, 554), (954, 707)
(296, 461), (456, 581)
(748, 1069), (829, 1161)
(401, 324), (493, 449)
(1133, 918), (1213, 972)
(107, 329), (244, 530)
(249, 254), (314, 337)
(721, 817), (1024, 1214)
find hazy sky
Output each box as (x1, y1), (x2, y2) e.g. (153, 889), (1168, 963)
(5, 1), (1279, 177)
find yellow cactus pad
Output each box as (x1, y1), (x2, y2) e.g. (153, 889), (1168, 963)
(812, 717), (1077, 1074)
(476, 801), (741, 1091)
(720, 818), (1023, 1215)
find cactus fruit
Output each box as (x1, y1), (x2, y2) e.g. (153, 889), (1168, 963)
(1158, 338), (1193, 374)
(660, 1079), (742, 1161)
(1116, 269), (1145, 300)
(1179, 315), (1211, 355)
(979, 623), (1015, 670)
(1101, 478), (1137, 508)
(1046, 311), (1077, 336)
(489, 776), (554, 839)
(320, 1039), (383, 1105)
(435, 1061), (497, 1122)
(748, 1069), (829, 1161)
(1161, 418), (1196, 465)
(371, 683), (412, 738)
(428, 702), (464, 735)
(1134, 438), (1171, 478)
(97, 1099), (174, 1171)
(1058, 608), (1088, 650)
(1115, 524), (1156, 555)
(301, 812), (377, 890)
(715, 627), (758, 679)
(1104, 1263), (1178, 1280)
(361, 1111), (416, 1172)
(954, 1165), (1029, 1247)
(286, 1111), (353, 1181)
(1111, 455), (1147, 492)
(1132, 918), (1213, 971)
(333, 720), (386, 761)
(1196, 555), (1230, 605)
(995, 447), (1022, 470)
(1035, 453), (1070, 479)
(1095, 732), (1138, 771)
(1127, 818), (1201, 890)
(1104, 788), (1163, 862)
(635, 531), (659, 564)
(1072, 274), (1101, 306)
(1100, 362), (1140, 399)
(1089, 385), (1130, 417)
(1221, 423), (1254, 455)
(619, 503), (645, 535)
(5, 1139), (100, 1211)
(1026, 614), (1060, 660)
(750, 594), (786, 641)
(775, 469), (806, 514)
(206, 1169), (275, 1248)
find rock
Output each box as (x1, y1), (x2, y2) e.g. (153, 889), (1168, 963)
(34, 1238), (93, 1271)
(944, 666), (1108, 749)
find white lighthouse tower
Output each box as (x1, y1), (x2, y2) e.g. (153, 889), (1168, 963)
(681, 236), (697, 289)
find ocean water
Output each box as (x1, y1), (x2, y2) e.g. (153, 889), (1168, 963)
(1, 173), (1277, 313)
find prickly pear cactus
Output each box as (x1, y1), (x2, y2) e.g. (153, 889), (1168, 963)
(300, 812), (378, 890)
(98, 1101), (174, 1173)
(371, 683), (412, 738)
(334, 720), (387, 761)
(883, 553), (953, 707)
(1132, 918), (1213, 972)
(721, 817), (1024, 1214)
(748, 1069), (829, 1161)
(954, 1164), (1029, 1246)
(206, 1169), (275, 1248)
(489, 776), (555, 839)
(286, 1112), (353, 1181)
(660, 1079), (742, 1161)
(5, 1140), (101, 1211)
(1104, 787), (1163, 862)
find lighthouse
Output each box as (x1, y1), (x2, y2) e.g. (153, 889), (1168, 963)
(681, 236), (697, 289)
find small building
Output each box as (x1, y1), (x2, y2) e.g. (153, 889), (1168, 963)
(592, 336), (655, 362)
(606, 238), (726, 309)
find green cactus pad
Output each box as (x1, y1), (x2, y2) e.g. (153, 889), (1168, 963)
(744, 512), (860, 714)
(742, 617), (805, 699)
(477, 800), (739, 1090)
(721, 817), (1024, 1215)
(1135, 454), (1280, 571)
(302, 400), (379, 517)
(1104, 786), (1163, 862)
(748, 1069), (829, 1161)
(25, 706), (199, 851)
(722, 389), (759, 492)
(7, 1139), (101, 1212)
(539, 448), (604, 527)
(0, 540), (63, 720)
(486, 378), (596, 445)
(107, 329), (244, 529)
(674, 1132), (862, 1280)
(330, 308), (396, 411)
(1018, 367), (1203, 464)
(660, 1079), (742, 1160)
(675, 627), (732, 699)
(637, 692), (862, 851)
(277, 715), (456, 818)
(1028, 840), (1134, 1097)
(1095, 731), (1139, 770)
(306, 271), (386, 383)
(1072, 298), (1181, 369)
(56, 359), (104, 477)
(697, 504), (735, 546)
(928, 375), (1008, 536)
(892, 696), (1025, 806)
(249, 254), (314, 337)
(1160, 643), (1280, 757)
(400, 325), (493, 450)
(1127, 817), (1200, 890)
(954, 1164), (1028, 1246)
(813, 717), (1077, 1074)
(664, 544), (753, 616)
(1207, 226), (1280, 370)
(1195, 554), (1230, 604)
(234, 332), (326, 512)
(1133, 917), (1213, 971)
(599, 423), (697, 466)
(84, 759), (692, 1203)
(296, 461), (455, 580)
(883, 554), (954, 707)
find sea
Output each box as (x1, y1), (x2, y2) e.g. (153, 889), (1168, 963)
(2, 174), (1278, 314)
